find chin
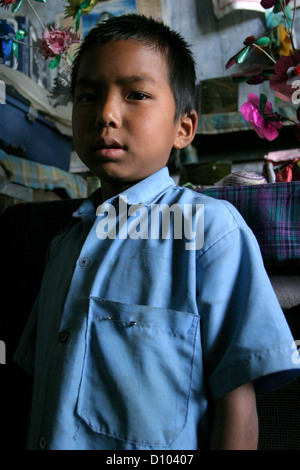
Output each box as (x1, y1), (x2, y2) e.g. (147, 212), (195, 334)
(97, 168), (140, 185)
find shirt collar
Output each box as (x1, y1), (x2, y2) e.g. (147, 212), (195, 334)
(117, 167), (175, 206)
(73, 167), (176, 223)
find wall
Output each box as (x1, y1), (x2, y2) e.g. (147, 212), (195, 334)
(167, 0), (300, 82)
(168, 0), (265, 82)
(6, 0), (300, 84)
(166, 0), (300, 163)
(3, 0), (299, 163)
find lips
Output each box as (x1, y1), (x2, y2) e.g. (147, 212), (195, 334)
(94, 138), (126, 159)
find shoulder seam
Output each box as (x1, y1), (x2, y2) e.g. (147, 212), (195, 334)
(196, 224), (239, 260)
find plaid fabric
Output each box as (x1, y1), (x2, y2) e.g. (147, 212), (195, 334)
(0, 150), (87, 199)
(195, 181), (300, 265)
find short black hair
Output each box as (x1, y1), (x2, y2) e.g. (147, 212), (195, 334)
(71, 14), (196, 121)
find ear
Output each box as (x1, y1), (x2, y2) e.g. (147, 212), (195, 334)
(174, 110), (198, 149)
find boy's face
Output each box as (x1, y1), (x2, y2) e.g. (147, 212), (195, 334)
(72, 39), (196, 192)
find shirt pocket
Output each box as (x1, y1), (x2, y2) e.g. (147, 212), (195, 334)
(76, 296), (199, 448)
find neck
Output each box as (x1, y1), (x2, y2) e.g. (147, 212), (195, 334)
(100, 180), (134, 202)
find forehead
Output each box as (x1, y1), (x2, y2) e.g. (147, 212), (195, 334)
(74, 39), (171, 86)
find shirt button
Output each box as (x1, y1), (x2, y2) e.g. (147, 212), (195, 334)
(39, 435), (47, 449)
(79, 256), (90, 267)
(58, 329), (69, 343)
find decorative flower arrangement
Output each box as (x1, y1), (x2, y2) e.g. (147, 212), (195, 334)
(0, 0), (100, 103)
(241, 92), (283, 140)
(37, 26), (80, 68)
(227, 0), (300, 142)
(0, 0), (85, 65)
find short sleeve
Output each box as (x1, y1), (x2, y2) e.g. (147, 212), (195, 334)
(13, 230), (71, 375)
(196, 202), (300, 401)
(13, 295), (39, 375)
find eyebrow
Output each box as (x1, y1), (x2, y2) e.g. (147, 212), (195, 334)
(75, 75), (156, 88)
(119, 75), (156, 85)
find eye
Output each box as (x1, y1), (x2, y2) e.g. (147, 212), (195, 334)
(77, 93), (96, 103)
(127, 91), (149, 101)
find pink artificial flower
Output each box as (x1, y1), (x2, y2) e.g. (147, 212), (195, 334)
(0, 0), (18, 8)
(269, 52), (300, 102)
(241, 93), (282, 141)
(261, 0), (290, 10)
(38, 27), (80, 59)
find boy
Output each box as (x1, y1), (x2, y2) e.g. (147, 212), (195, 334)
(15, 14), (300, 450)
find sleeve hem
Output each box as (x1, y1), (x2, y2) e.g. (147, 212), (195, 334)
(208, 345), (300, 401)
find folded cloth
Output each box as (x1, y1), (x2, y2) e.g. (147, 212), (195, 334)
(218, 171), (267, 186)
(265, 149), (300, 162)
(0, 150), (87, 199)
(0, 65), (72, 137)
(263, 151), (300, 183)
(196, 181), (300, 266)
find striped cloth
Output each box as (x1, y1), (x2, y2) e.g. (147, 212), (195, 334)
(195, 182), (300, 265)
(0, 150), (87, 199)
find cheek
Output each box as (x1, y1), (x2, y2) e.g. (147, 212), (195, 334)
(72, 116), (80, 142)
(72, 110), (92, 148)
(72, 124), (89, 159)
(130, 114), (168, 143)
(73, 104), (93, 129)
(72, 108), (81, 140)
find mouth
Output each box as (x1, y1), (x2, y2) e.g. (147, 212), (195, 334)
(94, 138), (127, 159)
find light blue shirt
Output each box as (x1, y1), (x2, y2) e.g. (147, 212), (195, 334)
(15, 167), (300, 450)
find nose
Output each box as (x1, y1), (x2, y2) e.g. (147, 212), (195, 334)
(95, 92), (122, 129)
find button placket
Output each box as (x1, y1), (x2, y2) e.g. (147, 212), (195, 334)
(78, 256), (90, 267)
(58, 329), (70, 343)
(39, 435), (47, 449)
